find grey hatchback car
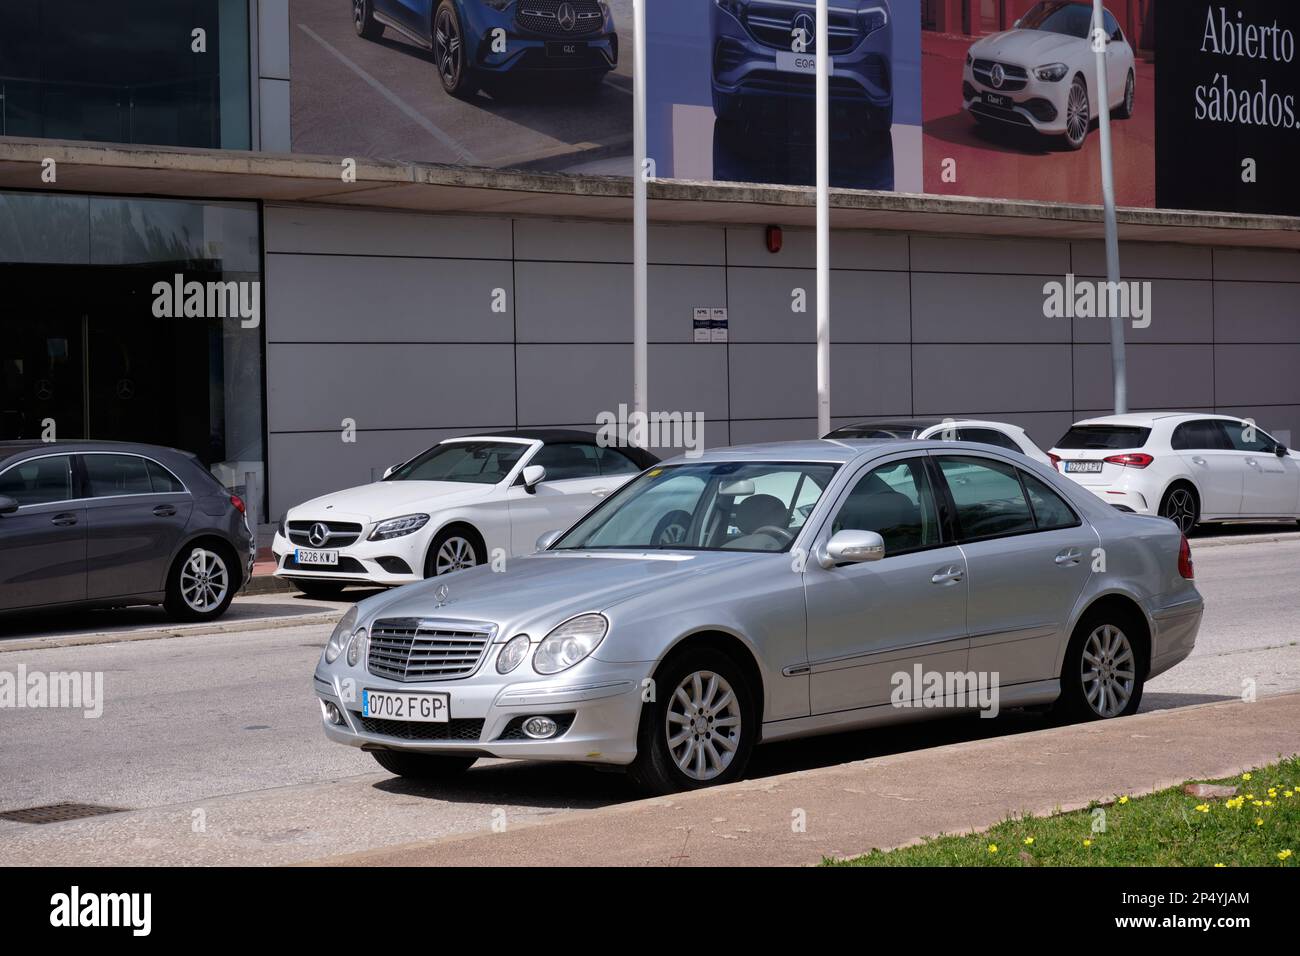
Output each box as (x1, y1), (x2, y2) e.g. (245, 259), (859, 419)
(314, 439), (1202, 793)
(0, 441), (255, 622)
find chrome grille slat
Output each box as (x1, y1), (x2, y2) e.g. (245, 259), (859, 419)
(367, 617), (495, 682)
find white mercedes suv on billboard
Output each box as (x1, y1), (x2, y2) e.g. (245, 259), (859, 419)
(962, 0), (1135, 150)
(1049, 414), (1300, 533)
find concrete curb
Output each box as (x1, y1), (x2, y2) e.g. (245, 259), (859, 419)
(1191, 530), (1300, 550)
(0, 609), (342, 654)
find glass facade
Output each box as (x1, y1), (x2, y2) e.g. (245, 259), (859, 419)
(0, 0), (251, 149)
(0, 192), (265, 515)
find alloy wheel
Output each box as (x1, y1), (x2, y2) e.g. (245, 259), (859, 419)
(1125, 73), (1135, 115)
(434, 8), (461, 87)
(665, 670), (742, 781)
(1066, 79), (1089, 146)
(353, 0), (365, 29)
(1162, 488), (1196, 533)
(1080, 624), (1136, 718)
(180, 548), (229, 613)
(435, 535), (477, 575)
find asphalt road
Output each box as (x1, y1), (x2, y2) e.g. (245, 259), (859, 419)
(1, 531), (1297, 864)
(289, 0), (633, 172)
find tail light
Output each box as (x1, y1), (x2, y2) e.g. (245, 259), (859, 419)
(1178, 534), (1195, 579)
(1104, 453), (1154, 468)
(1047, 452), (1062, 471)
(230, 494), (247, 515)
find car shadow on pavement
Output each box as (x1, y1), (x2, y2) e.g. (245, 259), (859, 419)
(1140, 692), (1237, 712)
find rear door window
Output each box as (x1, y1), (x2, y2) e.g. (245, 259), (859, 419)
(936, 456), (1036, 540)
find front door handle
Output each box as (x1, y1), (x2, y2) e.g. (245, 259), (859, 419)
(51, 513), (78, 527)
(153, 505), (177, 517)
(591, 488), (610, 498)
(1054, 548), (1083, 566)
(1191, 456), (1207, 466)
(1244, 458), (1258, 467)
(931, 566), (963, 585)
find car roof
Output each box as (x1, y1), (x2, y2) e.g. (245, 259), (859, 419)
(659, 438), (915, 466)
(1068, 413), (1236, 429)
(827, 418), (944, 435)
(0, 439), (193, 459)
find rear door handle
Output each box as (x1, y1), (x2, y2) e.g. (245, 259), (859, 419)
(51, 513), (78, 527)
(1191, 456), (1207, 466)
(931, 566), (963, 585)
(1054, 548), (1083, 566)
(1244, 458), (1258, 467)
(153, 505), (177, 517)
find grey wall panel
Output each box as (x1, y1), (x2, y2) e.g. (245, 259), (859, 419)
(729, 344), (816, 420)
(1213, 282), (1300, 343)
(1069, 279), (1214, 344)
(831, 344), (913, 418)
(515, 344), (630, 426)
(729, 418), (821, 444)
(1071, 241), (1212, 279)
(912, 273), (1070, 343)
(265, 253), (514, 342)
(647, 344), (730, 423)
(513, 219), (725, 264)
(725, 227), (909, 270)
(1215, 345), (1300, 407)
(1214, 247), (1300, 282)
(264, 206), (512, 258)
(258, 78), (290, 153)
(1073, 344), (1215, 411)
(727, 268), (910, 342)
(913, 345), (1072, 415)
(911, 236), (1068, 276)
(267, 343), (515, 432)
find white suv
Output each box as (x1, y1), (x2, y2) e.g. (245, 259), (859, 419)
(1049, 414), (1300, 533)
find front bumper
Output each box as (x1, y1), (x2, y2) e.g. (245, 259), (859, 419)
(962, 60), (1070, 134)
(1075, 484), (1156, 516)
(314, 655), (650, 766)
(465, 3), (617, 76)
(272, 529), (426, 587)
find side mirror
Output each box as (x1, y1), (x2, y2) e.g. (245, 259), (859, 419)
(382, 464), (398, 479)
(1276, 444), (1289, 457)
(819, 530), (885, 568)
(1013, 17), (1021, 27)
(536, 529), (562, 551)
(0, 495), (18, 516)
(522, 465), (546, 492)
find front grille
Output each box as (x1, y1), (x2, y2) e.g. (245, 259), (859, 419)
(282, 555), (366, 573)
(972, 59), (1029, 92)
(355, 715), (485, 741)
(516, 0), (605, 38)
(744, 3), (860, 54)
(714, 36), (746, 74)
(368, 618), (495, 682)
(288, 520), (363, 548)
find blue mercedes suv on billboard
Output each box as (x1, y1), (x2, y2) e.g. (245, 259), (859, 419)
(354, 0), (618, 97)
(710, 0), (892, 132)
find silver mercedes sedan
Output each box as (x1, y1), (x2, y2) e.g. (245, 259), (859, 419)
(313, 439), (1203, 793)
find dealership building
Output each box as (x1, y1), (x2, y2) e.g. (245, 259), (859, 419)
(1, 0), (1298, 526)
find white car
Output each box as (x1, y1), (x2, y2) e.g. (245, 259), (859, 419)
(825, 417), (1053, 465)
(272, 431), (657, 596)
(962, 0), (1136, 150)
(1049, 414), (1300, 533)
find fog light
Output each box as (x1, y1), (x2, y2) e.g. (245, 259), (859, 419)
(321, 700), (344, 725)
(522, 716), (559, 739)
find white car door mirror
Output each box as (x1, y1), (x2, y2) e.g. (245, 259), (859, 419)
(820, 530), (886, 568)
(536, 529), (562, 551)
(522, 464), (547, 492)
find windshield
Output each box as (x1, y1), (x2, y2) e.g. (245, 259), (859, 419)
(554, 461), (839, 553)
(1018, 1), (1093, 39)
(386, 441), (527, 484)
(1055, 425), (1151, 450)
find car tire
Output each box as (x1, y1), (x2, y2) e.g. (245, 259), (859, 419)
(353, 0), (384, 39)
(163, 542), (237, 622)
(433, 0), (479, 98)
(1158, 483), (1199, 534)
(423, 526), (483, 578)
(1063, 74), (1089, 150)
(371, 750), (476, 780)
(1053, 606), (1146, 722)
(1114, 70), (1135, 119)
(294, 579), (347, 599)
(651, 510), (692, 546)
(628, 647), (757, 794)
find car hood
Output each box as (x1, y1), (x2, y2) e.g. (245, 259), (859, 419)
(356, 550), (769, 636)
(287, 481), (497, 523)
(971, 28), (1081, 64)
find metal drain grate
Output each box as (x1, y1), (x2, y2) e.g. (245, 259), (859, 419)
(0, 802), (129, 824)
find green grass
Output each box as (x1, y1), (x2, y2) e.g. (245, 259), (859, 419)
(827, 756), (1300, 867)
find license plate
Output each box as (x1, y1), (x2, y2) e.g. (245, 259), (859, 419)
(775, 51), (834, 75)
(295, 548), (338, 566)
(1064, 460), (1104, 474)
(983, 92), (1012, 109)
(363, 689), (449, 723)
(546, 40), (586, 57)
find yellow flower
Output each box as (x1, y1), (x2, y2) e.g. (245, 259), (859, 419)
(1253, 800), (1264, 807)
(988, 844), (998, 854)
(1267, 788), (1278, 798)
(1118, 796), (1129, 805)
(1242, 772), (1253, 781)
(1245, 793), (1256, 800)
(1083, 839), (1093, 847)
(1023, 837), (1035, 846)
(1256, 818), (1265, 827)
(1194, 804), (1211, 813)
(1278, 849), (1294, 861)
(1265, 800), (1275, 807)
(1214, 862), (1226, 868)
(1285, 791), (1295, 799)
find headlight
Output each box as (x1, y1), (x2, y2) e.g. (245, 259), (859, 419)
(326, 607), (358, 663)
(496, 634), (531, 674)
(861, 5), (888, 34)
(346, 627), (368, 668)
(534, 614), (608, 675)
(368, 514), (430, 541)
(1035, 62), (1068, 82)
(716, 0), (747, 16)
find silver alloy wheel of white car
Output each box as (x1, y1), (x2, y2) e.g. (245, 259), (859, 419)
(1081, 624), (1135, 718)
(180, 548), (229, 614)
(1066, 77), (1090, 146)
(1161, 487), (1197, 534)
(666, 670), (742, 781)
(434, 535), (477, 575)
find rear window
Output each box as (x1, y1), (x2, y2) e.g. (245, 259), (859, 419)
(1055, 426), (1151, 450)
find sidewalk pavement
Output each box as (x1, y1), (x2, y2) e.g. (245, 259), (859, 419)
(311, 692), (1300, 867)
